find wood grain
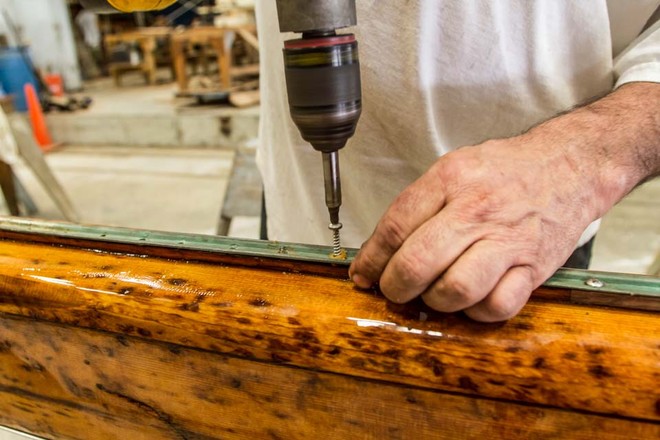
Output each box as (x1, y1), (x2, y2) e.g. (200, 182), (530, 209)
(1, 316), (658, 440)
(0, 236), (659, 438)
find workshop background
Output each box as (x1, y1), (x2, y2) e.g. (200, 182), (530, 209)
(0, 0), (657, 302)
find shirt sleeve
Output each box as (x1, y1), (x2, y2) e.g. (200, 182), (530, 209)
(614, 19), (660, 88)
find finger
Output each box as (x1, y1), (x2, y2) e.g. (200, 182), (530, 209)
(349, 166), (447, 288)
(378, 205), (478, 303)
(421, 240), (513, 312)
(464, 265), (534, 322)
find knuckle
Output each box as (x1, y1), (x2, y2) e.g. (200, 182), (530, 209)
(377, 214), (408, 251)
(421, 288), (457, 312)
(464, 266), (536, 322)
(481, 295), (521, 321)
(440, 273), (477, 306)
(421, 273), (480, 313)
(437, 148), (478, 178)
(394, 252), (428, 286)
(392, 188), (416, 210)
(421, 291), (445, 310)
(435, 157), (461, 183)
(354, 248), (380, 275)
(420, 290), (438, 308)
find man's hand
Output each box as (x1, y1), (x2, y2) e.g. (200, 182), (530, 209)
(349, 137), (595, 322)
(349, 82), (660, 322)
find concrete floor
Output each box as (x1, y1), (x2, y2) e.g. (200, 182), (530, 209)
(7, 145), (261, 240)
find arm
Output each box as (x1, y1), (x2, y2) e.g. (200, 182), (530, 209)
(349, 82), (660, 322)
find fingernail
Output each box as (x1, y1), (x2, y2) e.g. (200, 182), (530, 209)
(352, 274), (372, 289)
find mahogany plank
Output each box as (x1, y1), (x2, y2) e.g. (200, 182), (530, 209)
(0, 236), (659, 438)
(1, 316), (658, 439)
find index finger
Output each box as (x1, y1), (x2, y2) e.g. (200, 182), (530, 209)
(349, 165), (446, 287)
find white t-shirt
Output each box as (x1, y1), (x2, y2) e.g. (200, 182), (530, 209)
(255, 1), (660, 248)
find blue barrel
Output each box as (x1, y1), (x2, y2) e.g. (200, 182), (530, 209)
(0, 47), (39, 112)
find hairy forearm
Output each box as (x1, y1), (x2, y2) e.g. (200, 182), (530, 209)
(526, 82), (660, 218)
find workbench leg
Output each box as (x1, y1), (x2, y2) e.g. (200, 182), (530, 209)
(106, 42), (121, 87)
(13, 173), (38, 215)
(213, 35), (231, 90)
(0, 164), (38, 216)
(0, 159), (19, 216)
(649, 253), (660, 276)
(217, 215), (232, 236)
(172, 40), (188, 94)
(111, 66), (122, 87)
(142, 39), (157, 85)
(201, 47), (210, 76)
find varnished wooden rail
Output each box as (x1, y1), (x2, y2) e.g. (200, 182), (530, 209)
(0, 220), (658, 439)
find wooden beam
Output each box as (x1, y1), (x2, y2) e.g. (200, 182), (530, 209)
(0, 231), (658, 438)
(1, 315), (657, 440)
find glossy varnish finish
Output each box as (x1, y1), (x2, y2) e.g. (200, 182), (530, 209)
(0, 236), (658, 438)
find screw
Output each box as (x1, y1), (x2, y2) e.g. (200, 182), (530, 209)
(585, 278), (604, 288)
(328, 222), (343, 257)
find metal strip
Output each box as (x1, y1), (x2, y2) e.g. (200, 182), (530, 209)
(0, 218), (658, 298)
(0, 217), (358, 264)
(544, 268), (660, 296)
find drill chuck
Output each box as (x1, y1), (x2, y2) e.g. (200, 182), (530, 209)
(283, 35), (362, 153)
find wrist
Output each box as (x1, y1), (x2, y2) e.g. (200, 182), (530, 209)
(526, 82), (659, 218)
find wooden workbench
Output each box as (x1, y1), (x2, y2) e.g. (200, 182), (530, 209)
(171, 26), (259, 96)
(0, 219), (658, 439)
(105, 27), (172, 86)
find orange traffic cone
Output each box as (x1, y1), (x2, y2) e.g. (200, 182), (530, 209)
(24, 83), (53, 152)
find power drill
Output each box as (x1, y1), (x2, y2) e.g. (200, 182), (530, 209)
(275, 0), (362, 256)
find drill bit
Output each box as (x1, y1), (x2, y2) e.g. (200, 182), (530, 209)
(322, 151), (343, 256)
